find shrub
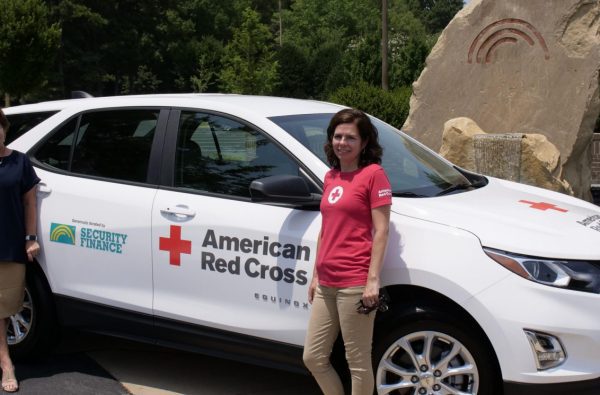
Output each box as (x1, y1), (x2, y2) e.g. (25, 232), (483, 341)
(327, 81), (411, 129)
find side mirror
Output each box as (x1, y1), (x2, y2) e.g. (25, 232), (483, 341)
(250, 175), (321, 209)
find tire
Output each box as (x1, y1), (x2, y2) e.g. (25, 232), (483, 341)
(373, 313), (501, 395)
(7, 265), (59, 360)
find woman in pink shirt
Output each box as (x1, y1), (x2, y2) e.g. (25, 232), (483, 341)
(303, 108), (392, 395)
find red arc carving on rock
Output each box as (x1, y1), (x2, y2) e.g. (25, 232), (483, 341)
(468, 18), (550, 64)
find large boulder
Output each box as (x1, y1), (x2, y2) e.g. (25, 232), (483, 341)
(402, 0), (600, 200)
(439, 117), (485, 170)
(441, 117), (573, 194)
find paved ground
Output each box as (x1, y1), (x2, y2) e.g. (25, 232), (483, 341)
(91, 344), (320, 395)
(12, 331), (320, 395)
(14, 342), (129, 395)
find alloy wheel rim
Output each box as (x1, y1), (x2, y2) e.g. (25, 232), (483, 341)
(376, 330), (479, 395)
(7, 288), (33, 345)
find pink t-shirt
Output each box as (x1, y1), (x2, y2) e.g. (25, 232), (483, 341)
(316, 164), (392, 287)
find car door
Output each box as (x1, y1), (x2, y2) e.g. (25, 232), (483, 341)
(151, 109), (321, 345)
(33, 108), (167, 315)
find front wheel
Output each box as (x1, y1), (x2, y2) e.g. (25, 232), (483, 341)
(373, 317), (501, 395)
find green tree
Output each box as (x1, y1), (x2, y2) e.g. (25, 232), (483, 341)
(46, 0), (239, 96)
(274, 43), (310, 97)
(99, 0), (165, 95)
(120, 65), (162, 94)
(405, 0), (464, 34)
(189, 38), (223, 93)
(278, 0), (380, 98)
(156, 0), (235, 92)
(388, 5), (431, 87)
(0, 0), (61, 105)
(0, 0), (462, 102)
(48, 0), (108, 99)
(219, 7), (279, 94)
(46, 0), (164, 96)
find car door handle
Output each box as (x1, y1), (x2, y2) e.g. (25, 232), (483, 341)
(160, 206), (196, 218)
(37, 183), (52, 194)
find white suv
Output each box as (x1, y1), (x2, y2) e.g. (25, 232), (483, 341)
(5, 95), (600, 394)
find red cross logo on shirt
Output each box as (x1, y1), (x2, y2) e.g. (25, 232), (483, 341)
(518, 200), (568, 213)
(159, 225), (192, 266)
(328, 186), (344, 204)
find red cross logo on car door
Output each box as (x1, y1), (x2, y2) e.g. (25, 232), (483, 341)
(159, 225), (192, 266)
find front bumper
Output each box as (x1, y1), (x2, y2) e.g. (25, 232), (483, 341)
(504, 377), (600, 394)
(464, 273), (600, 385)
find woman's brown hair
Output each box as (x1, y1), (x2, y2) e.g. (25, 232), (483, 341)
(324, 108), (383, 169)
(0, 108), (9, 133)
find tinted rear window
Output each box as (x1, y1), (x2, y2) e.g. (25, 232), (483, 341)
(5, 111), (58, 144)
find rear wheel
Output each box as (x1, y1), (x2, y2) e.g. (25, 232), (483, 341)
(373, 316), (501, 395)
(6, 287), (32, 347)
(8, 267), (58, 360)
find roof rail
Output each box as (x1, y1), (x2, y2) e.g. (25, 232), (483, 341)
(71, 91), (93, 99)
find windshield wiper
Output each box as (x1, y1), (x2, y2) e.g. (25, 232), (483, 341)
(435, 183), (474, 197)
(392, 191), (427, 198)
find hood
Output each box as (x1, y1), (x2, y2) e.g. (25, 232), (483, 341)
(392, 177), (600, 260)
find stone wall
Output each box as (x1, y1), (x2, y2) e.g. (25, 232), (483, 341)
(402, 0), (600, 201)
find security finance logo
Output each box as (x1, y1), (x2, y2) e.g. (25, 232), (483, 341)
(328, 186), (344, 204)
(50, 223), (77, 245)
(49, 222), (128, 254)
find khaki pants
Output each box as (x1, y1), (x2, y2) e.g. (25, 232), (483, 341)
(303, 285), (376, 395)
(0, 262), (26, 319)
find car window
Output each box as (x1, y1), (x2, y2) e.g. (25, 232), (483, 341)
(174, 111), (300, 197)
(35, 109), (159, 183)
(270, 113), (472, 197)
(35, 118), (78, 171)
(5, 111), (58, 145)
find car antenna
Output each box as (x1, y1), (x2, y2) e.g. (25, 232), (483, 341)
(71, 91), (93, 99)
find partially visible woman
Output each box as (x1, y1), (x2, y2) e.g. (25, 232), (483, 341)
(0, 108), (41, 393)
(303, 108), (392, 395)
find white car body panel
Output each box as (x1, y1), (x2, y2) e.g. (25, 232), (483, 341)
(395, 177), (600, 260)
(151, 190), (320, 344)
(35, 169), (155, 313)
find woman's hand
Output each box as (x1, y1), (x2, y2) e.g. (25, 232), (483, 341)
(362, 276), (380, 307)
(308, 276), (318, 304)
(26, 240), (40, 262)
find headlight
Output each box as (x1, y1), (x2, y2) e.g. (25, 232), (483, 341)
(484, 248), (600, 294)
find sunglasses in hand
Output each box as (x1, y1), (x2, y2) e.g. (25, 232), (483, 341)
(356, 293), (389, 314)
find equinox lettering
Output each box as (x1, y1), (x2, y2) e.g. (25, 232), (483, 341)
(576, 215), (600, 233)
(254, 293), (309, 309)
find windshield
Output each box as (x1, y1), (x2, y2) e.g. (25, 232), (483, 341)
(269, 113), (474, 197)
